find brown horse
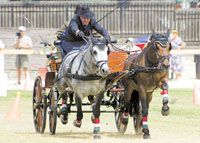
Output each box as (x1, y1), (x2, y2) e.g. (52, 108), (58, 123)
(121, 32), (171, 139)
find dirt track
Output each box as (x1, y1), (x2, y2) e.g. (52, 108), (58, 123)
(0, 89), (200, 143)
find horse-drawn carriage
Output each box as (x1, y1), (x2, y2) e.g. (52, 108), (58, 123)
(32, 32), (171, 139)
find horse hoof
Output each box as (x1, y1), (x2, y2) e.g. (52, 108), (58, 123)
(161, 105), (170, 116)
(60, 115), (68, 125)
(143, 133), (151, 139)
(93, 127), (100, 134)
(162, 110), (169, 116)
(93, 134), (101, 139)
(73, 119), (82, 128)
(121, 113), (129, 124)
(93, 121), (100, 138)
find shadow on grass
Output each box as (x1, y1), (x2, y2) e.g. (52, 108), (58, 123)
(16, 131), (142, 139)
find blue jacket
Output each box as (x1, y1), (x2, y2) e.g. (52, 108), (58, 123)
(58, 15), (110, 42)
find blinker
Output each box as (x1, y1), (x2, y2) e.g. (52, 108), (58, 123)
(155, 40), (168, 47)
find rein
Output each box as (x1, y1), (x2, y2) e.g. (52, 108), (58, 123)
(129, 66), (166, 76)
(110, 43), (141, 53)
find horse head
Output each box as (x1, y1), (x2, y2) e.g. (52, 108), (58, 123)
(86, 36), (110, 77)
(147, 31), (171, 68)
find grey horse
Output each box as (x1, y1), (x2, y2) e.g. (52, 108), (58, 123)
(56, 37), (110, 138)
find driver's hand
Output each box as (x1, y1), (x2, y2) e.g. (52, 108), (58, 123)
(104, 36), (111, 44)
(78, 31), (85, 37)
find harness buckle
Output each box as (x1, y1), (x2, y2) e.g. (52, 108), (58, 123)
(128, 69), (136, 77)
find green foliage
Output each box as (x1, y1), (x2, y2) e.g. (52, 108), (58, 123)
(6, 90), (32, 99)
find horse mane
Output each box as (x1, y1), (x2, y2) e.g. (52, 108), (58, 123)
(130, 41), (154, 68)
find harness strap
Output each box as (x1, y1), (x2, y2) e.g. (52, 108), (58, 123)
(68, 51), (83, 73)
(76, 51), (87, 74)
(129, 66), (167, 78)
(64, 72), (104, 80)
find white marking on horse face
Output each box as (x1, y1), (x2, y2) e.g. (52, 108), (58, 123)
(92, 45), (108, 62)
(92, 45), (110, 76)
(100, 63), (110, 77)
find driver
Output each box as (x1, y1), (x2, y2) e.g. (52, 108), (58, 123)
(55, 5), (110, 58)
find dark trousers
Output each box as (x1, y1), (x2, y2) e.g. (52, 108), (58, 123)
(57, 40), (87, 58)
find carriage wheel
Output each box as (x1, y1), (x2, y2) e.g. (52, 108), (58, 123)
(115, 110), (128, 134)
(49, 88), (58, 135)
(133, 114), (142, 134)
(114, 89), (128, 134)
(133, 107), (142, 134)
(132, 92), (142, 134)
(33, 76), (47, 133)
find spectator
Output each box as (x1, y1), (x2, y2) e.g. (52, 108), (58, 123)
(190, 1), (198, 8)
(13, 26), (33, 85)
(198, 1), (200, 8)
(175, 0), (183, 9)
(169, 30), (186, 80)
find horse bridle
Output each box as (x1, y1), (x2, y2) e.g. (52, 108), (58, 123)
(89, 44), (109, 68)
(152, 41), (170, 69)
(77, 43), (109, 78)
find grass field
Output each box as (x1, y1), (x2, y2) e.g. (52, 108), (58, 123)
(0, 89), (200, 143)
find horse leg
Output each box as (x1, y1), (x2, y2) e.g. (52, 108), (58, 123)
(60, 92), (68, 124)
(56, 78), (69, 124)
(160, 81), (170, 116)
(146, 92), (153, 109)
(121, 81), (133, 124)
(140, 91), (151, 139)
(91, 91), (104, 139)
(73, 95), (83, 128)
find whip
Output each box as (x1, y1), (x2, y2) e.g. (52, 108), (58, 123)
(93, 0), (127, 26)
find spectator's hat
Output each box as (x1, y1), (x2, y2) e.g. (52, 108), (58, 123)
(78, 5), (94, 19)
(18, 26), (26, 31)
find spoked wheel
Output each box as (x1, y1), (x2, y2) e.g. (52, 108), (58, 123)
(48, 87), (58, 135)
(132, 91), (142, 134)
(133, 107), (142, 134)
(115, 110), (128, 134)
(33, 76), (47, 133)
(133, 113), (142, 134)
(113, 83), (128, 134)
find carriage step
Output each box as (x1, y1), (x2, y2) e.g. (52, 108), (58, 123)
(110, 88), (124, 92)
